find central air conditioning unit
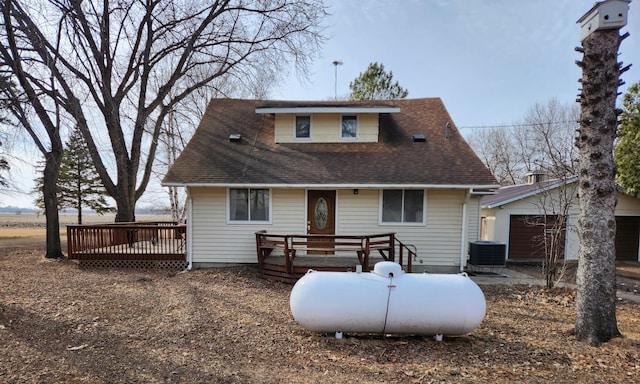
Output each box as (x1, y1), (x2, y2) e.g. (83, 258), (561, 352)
(468, 241), (506, 267)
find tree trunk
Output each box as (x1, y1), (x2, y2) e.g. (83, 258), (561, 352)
(574, 29), (623, 345)
(113, 186), (136, 223)
(43, 151), (64, 259)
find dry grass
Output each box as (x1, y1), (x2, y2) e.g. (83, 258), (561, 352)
(1, 218), (640, 383)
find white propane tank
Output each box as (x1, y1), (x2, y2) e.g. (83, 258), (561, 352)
(289, 261), (486, 336)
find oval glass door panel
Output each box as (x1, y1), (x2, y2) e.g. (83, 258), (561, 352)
(314, 197), (329, 230)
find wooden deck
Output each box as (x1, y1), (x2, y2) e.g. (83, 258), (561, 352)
(256, 231), (415, 283)
(67, 222), (187, 268)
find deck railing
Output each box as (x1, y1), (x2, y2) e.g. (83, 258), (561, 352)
(67, 222), (186, 263)
(256, 231), (415, 281)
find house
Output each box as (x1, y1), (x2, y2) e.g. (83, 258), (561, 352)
(162, 98), (498, 274)
(481, 172), (640, 262)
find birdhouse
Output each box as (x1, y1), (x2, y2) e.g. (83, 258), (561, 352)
(577, 0), (630, 40)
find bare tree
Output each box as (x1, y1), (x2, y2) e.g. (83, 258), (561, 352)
(468, 127), (524, 185)
(468, 99), (579, 186)
(0, 2), (66, 258)
(523, 99), (580, 178)
(0, 74), (13, 190)
(528, 178), (578, 288)
(152, 71), (275, 223)
(0, 0), (327, 227)
(470, 99), (580, 287)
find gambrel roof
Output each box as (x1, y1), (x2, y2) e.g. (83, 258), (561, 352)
(162, 98), (498, 188)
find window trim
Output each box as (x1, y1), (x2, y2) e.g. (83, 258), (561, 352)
(340, 114), (358, 139)
(227, 187), (273, 224)
(379, 189), (427, 226)
(294, 115), (312, 140)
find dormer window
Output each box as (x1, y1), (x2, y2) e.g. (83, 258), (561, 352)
(256, 104), (400, 144)
(295, 115), (311, 139)
(341, 115), (357, 139)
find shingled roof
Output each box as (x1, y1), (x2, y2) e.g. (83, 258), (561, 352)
(481, 176), (579, 208)
(162, 98), (498, 188)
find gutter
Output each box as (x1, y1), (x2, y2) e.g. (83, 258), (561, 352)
(162, 182), (501, 190)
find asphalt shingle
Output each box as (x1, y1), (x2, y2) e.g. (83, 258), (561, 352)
(162, 98), (497, 187)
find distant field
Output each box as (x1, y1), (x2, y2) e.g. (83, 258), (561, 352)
(0, 213), (173, 239)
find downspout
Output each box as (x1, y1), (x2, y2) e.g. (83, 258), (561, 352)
(186, 189), (193, 271)
(459, 189), (471, 272)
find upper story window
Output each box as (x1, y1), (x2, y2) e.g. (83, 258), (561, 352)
(295, 115), (311, 139)
(381, 189), (425, 224)
(229, 188), (270, 223)
(341, 115), (358, 138)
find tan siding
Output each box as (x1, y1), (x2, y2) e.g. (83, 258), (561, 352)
(418, 189), (464, 266)
(190, 187), (306, 264)
(271, 189), (307, 232)
(481, 208), (497, 241)
(338, 189), (466, 267)
(466, 197), (481, 251)
(357, 114), (379, 142)
(190, 187), (471, 267)
(274, 114), (294, 143)
(274, 113), (378, 143)
(336, 189), (379, 234)
(617, 192), (640, 216)
(311, 114), (339, 142)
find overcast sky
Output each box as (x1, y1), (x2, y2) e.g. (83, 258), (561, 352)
(2, 0), (639, 209)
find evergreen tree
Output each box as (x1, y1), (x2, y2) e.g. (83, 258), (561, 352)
(615, 81), (640, 197)
(0, 141), (8, 189)
(33, 126), (113, 224)
(349, 62), (408, 100)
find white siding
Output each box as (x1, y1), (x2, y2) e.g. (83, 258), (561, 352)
(274, 113), (378, 143)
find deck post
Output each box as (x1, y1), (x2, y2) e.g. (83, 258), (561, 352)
(284, 235), (292, 275)
(363, 237), (371, 271)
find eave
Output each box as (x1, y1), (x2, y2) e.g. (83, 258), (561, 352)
(162, 182), (500, 191)
(255, 107), (401, 114)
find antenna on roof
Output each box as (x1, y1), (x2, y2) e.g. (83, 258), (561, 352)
(332, 60), (343, 100)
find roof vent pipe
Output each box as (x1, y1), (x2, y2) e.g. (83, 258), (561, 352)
(445, 122), (450, 139)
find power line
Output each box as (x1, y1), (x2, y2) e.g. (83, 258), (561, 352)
(458, 120), (577, 130)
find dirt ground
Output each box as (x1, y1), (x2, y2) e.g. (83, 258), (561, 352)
(1, 219), (640, 383)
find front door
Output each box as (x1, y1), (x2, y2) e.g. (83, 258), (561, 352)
(307, 190), (336, 251)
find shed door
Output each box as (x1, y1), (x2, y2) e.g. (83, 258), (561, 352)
(508, 215), (566, 260)
(615, 216), (640, 261)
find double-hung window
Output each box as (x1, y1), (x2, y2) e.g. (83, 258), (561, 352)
(295, 115), (311, 139)
(341, 115), (357, 139)
(381, 189), (425, 224)
(229, 188), (270, 222)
